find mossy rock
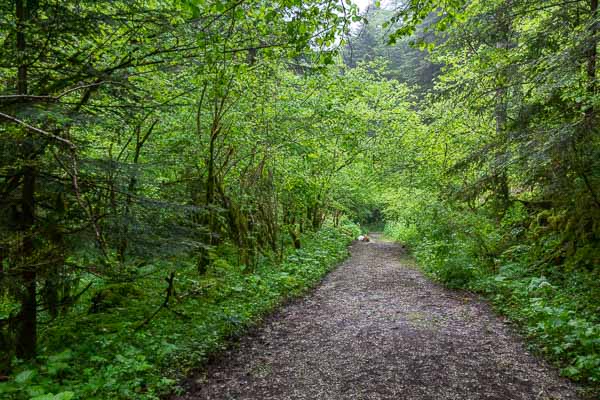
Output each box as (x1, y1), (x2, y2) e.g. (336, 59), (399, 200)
(89, 283), (144, 314)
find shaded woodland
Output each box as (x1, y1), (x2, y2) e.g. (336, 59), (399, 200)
(0, 0), (599, 398)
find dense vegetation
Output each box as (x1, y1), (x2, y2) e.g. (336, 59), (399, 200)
(374, 0), (600, 390)
(1, 0), (599, 398)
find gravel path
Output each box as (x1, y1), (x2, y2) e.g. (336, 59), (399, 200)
(174, 234), (581, 400)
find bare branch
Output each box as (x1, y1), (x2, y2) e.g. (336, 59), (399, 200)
(0, 111), (76, 149)
(0, 81), (120, 103)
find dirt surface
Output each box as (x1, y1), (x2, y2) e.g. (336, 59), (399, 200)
(174, 234), (581, 400)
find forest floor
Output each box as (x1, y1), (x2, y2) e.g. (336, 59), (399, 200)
(172, 234), (582, 400)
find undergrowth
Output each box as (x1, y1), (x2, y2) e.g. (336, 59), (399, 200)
(384, 204), (600, 395)
(0, 223), (358, 400)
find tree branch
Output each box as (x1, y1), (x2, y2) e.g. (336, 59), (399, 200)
(0, 111), (76, 149)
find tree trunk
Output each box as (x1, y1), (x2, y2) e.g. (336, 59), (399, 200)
(14, 0), (37, 360)
(205, 122), (219, 238)
(117, 120), (157, 262)
(16, 166), (36, 359)
(587, 0), (598, 117)
(492, 2), (512, 217)
(578, 0), (600, 207)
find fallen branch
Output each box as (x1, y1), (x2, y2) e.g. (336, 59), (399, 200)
(134, 272), (189, 331)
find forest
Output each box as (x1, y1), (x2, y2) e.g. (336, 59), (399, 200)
(0, 0), (598, 399)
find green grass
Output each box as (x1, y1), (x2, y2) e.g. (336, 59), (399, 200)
(0, 224), (359, 400)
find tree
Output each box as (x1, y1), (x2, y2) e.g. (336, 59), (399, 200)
(0, 0), (352, 364)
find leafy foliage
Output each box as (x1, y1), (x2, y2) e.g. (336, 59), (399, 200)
(378, 0), (600, 390)
(0, 225), (358, 399)
(1, 0), (599, 397)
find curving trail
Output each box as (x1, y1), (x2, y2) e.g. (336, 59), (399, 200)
(174, 234), (580, 400)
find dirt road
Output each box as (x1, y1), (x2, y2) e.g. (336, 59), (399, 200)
(174, 235), (580, 400)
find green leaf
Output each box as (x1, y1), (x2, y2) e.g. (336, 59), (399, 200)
(48, 349), (72, 363)
(15, 369), (36, 384)
(30, 394), (55, 400)
(54, 392), (75, 400)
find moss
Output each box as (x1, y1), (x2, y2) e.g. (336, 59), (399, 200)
(89, 283), (144, 314)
